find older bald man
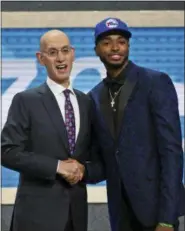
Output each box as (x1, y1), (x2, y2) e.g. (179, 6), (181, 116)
(1, 29), (94, 231)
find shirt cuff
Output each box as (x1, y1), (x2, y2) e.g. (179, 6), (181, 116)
(158, 223), (173, 228)
(56, 160), (60, 173)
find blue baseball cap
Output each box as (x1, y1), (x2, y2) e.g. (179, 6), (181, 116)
(95, 17), (132, 42)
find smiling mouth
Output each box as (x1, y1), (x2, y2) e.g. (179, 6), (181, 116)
(55, 64), (69, 73)
(56, 64), (67, 70)
(109, 54), (122, 60)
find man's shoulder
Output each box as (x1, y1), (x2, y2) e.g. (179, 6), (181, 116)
(14, 84), (45, 100)
(134, 63), (173, 93)
(133, 62), (170, 87)
(73, 88), (91, 103)
(135, 63), (162, 78)
(73, 88), (86, 96)
(88, 81), (104, 95)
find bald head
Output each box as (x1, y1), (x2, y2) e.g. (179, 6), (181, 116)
(40, 29), (70, 51)
(36, 29), (75, 87)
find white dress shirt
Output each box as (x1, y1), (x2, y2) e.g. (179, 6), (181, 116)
(46, 77), (80, 141)
(46, 77), (80, 173)
(46, 77), (80, 172)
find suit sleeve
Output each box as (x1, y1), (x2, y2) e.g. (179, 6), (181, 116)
(84, 129), (106, 184)
(1, 93), (58, 181)
(83, 95), (106, 184)
(149, 73), (184, 224)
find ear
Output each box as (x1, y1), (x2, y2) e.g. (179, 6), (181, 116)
(94, 46), (99, 57)
(127, 39), (130, 47)
(71, 47), (75, 62)
(36, 52), (45, 66)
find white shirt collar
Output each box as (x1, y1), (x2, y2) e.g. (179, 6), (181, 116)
(46, 77), (75, 95)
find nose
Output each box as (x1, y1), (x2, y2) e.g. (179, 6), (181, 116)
(111, 42), (119, 51)
(56, 51), (65, 62)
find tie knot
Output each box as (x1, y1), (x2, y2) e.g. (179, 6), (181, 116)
(63, 89), (71, 98)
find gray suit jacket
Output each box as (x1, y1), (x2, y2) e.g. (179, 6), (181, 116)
(1, 83), (92, 231)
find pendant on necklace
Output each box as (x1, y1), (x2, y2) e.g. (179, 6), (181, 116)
(111, 100), (115, 108)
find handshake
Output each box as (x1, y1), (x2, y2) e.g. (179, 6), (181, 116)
(57, 158), (85, 185)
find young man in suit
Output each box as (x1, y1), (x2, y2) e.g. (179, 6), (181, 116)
(86, 17), (185, 231)
(1, 30), (90, 231)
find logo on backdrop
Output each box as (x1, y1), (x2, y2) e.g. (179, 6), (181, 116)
(1, 57), (106, 128)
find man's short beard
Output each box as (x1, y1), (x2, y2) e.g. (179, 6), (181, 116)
(99, 55), (129, 70)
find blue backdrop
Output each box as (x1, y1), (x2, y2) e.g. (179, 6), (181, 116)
(1, 27), (184, 187)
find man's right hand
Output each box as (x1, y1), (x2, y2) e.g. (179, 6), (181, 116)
(57, 159), (84, 185)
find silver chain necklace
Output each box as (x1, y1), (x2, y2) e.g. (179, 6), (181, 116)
(109, 85), (123, 108)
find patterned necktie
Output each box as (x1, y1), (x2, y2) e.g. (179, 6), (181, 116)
(63, 89), (76, 155)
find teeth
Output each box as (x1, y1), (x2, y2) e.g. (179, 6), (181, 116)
(56, 65), (66, 69)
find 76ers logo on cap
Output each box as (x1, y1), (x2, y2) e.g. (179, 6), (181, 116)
(106, 18), (118, 28)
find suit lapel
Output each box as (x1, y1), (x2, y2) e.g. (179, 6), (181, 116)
(116, 64), (139, 137)
(100, 85), (115, 139)
(73, 90), (86, 153)
(38, 83), (69, 152)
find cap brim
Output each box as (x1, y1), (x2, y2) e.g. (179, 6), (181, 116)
(95, 29), (132, 44)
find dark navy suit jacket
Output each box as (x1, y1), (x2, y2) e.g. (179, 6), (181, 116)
(86, 61), (185, 231)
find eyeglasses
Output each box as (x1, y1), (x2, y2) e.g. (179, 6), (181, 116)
(42, 46), (72, 57)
